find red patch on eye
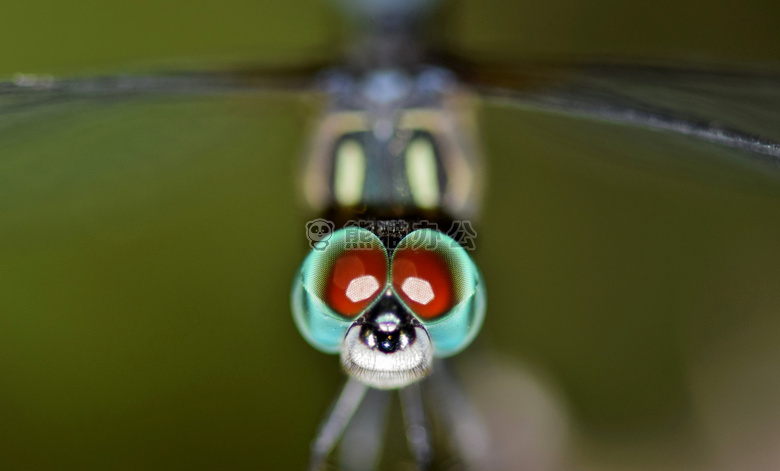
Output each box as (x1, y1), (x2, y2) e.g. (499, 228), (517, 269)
(325, 248), (387, 317)
(392, 248), (454, 319)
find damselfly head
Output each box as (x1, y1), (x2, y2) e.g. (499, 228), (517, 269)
(291, 227), (485, 389)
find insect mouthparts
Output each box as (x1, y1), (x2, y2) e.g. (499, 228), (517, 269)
(340, 296), (433, 389)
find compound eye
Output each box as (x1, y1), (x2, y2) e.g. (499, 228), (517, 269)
(388, 228), (485, 357)
(293, 228), (389, 354)
(325, 246), (387, 317)
(391, 238), (454, 320)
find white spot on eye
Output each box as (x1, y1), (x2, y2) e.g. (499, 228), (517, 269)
(405, 137), (440, 209)
(334, 139), (366, 206)
(346, 275), (380, 303)
(401, 277), (434, 305)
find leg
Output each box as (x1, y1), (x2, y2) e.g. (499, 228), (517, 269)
(400, 382), (433, 470)
(309, 377), (369, 471)
(426, 359), (490, 470)
(339, 388), (391, 471)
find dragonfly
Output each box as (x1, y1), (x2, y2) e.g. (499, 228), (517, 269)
(3, 0), (780, 470)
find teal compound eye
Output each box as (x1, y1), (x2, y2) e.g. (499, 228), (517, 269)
(291, 227), (388, 353)
(390, 229), (485, 357)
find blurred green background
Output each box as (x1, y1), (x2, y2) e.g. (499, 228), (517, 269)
(2, 0), (780, 470)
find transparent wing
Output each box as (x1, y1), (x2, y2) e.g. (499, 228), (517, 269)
(0, 64), (326, 127)
(451, 59), (780, 184)
(0, 66), (325, 220)
(0, 65), (328, 240)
